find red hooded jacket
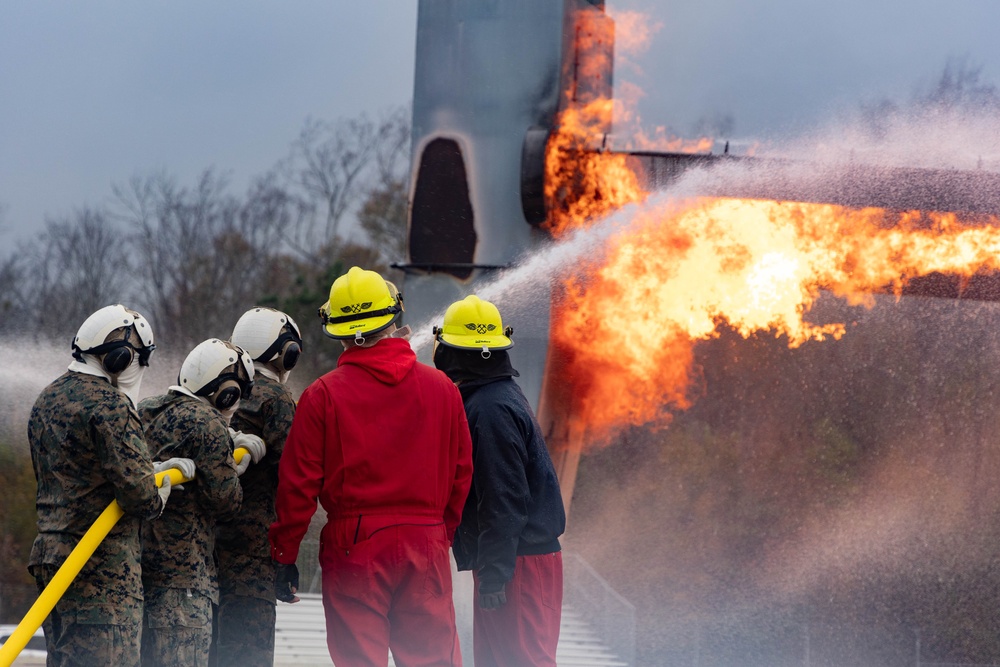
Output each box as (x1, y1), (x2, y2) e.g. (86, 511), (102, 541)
(269, 337), (473, 565)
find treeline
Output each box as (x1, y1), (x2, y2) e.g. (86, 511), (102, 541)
(0, 107), (410, 622)
(0, 106), (411, 382)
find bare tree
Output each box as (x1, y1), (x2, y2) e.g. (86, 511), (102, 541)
(278, 107), (411, 264)
(358, 106), (411, 271)
(918, 56), (1000, 112)
(357, 179), (408, 270)
(114, 170), (246, 344)
(15, 209), (136, 339)
(0, 251), (30, 333)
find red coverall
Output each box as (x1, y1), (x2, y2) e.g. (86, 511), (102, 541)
(269, 337), (473, 667)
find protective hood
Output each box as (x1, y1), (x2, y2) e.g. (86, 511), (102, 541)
(168, 384), (240, 424)
(68, 354), (112, 382)
(115, 359), (146, 409)
(255, 362), (287, 384)
(169, 384), (211, 405)
(68, 353), (145, 408)
(337, 337), (415, 386)
(432, 344), (519, 384)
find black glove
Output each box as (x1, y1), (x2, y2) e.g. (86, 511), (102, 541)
(478, 582), (507, 610)
(274, 562), (300, 603)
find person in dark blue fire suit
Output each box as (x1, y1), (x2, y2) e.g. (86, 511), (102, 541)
(433, 294), (566, 667)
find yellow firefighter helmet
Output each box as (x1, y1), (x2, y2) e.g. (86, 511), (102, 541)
(433, 295), (513, 352)
(319, 266), (403, 341)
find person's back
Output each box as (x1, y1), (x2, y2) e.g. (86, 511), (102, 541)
(28, 305), (165, 667)
(270, 266), (472, 667)
(31, 372), (157, 566)
(433, 295), (566, 667)
(213, 307), (301, 667)
(138, 338), (252, 667)
(139, 392), (243, 592)
(305, 338), (469, 521)
(29, 372), (159, 610)
(454, 376), (565, 573)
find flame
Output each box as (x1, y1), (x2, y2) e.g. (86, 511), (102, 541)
(553, 197), (1000, 440)
(543, 100), (646, 237)
(543, 7), (709, 237)
(541, 5), (1000, 442)
(609, 10), (661, 57)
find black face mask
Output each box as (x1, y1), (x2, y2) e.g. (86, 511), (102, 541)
(432, 344), (519, 383)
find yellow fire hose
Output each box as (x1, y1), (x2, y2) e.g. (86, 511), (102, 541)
(0, 448), (250, 666)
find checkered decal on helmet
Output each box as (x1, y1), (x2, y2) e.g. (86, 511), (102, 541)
(341, 301), (373, 314)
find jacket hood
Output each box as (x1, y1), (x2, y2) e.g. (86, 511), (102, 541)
(337, 337), (416, 386)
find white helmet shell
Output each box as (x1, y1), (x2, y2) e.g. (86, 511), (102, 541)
(73, 304), (155, 355)
(231, 307), (301, 361)
(178, 338), (254, 397)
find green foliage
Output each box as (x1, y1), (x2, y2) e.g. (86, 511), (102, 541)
(807, 416), (861, 498)
(0, 441), (38, 622)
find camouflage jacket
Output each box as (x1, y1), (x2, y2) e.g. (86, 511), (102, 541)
(218, 374), (295, 600)
(27, 371), (162, 604)
(139, 392), (242, 600)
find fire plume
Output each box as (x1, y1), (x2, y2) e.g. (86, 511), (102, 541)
(552, 197), (1000, 440)
(541, 5), (1000, 442)
(543, 99), (646, 237)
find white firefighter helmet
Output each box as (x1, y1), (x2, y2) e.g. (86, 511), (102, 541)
(178, 339), (255, 410)
(231, 307), (303, 373)
(72, 304), (156, 374)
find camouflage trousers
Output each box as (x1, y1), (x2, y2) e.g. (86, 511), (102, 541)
(210, 594), (276, 667)
(141, 586), (213, 667)
(32, 563), (142, 667)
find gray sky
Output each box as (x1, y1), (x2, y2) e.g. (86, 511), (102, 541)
(2, 1), (998, 246)
(0, 2), (418, 245)
(622, 0), (1000, 142)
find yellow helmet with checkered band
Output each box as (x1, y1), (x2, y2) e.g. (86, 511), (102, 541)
(318, 266), (403, 341)
(433, 295), (513, 351)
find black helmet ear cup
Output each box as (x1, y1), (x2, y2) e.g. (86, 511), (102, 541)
(102, 344), (135, 375)
(213, 380), (242, 410)
(280, 341), (301, 371)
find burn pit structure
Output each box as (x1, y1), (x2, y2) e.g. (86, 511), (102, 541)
(399, 0), (1000, 518)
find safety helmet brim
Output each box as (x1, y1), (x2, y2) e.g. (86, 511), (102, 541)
(437, 331), (513, 350)
(433, 294), (513, 351)
(320, 270), (404, 341)
(321, 307), (400, 340)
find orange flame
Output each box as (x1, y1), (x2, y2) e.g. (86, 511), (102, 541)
(541, 5), (1000, 443)
(543, 7), (709, 236)
(543, 100), (646, 237)
(554, 198), (1000, 440)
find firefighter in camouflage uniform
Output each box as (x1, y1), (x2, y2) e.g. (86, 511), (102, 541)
(210, 307), (301, 667)
(139, 339), (261, 667)
(28, 304), (194, 667)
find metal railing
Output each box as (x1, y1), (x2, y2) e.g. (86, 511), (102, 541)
(296, 539), (322, 594)
(563, 551), (636, 667)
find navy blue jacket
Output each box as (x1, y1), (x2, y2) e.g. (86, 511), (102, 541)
(453, 377), (566, 591)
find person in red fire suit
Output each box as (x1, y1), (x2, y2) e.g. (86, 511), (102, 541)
(432, 295), (567, 667)
(269, 266), (473, 667)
